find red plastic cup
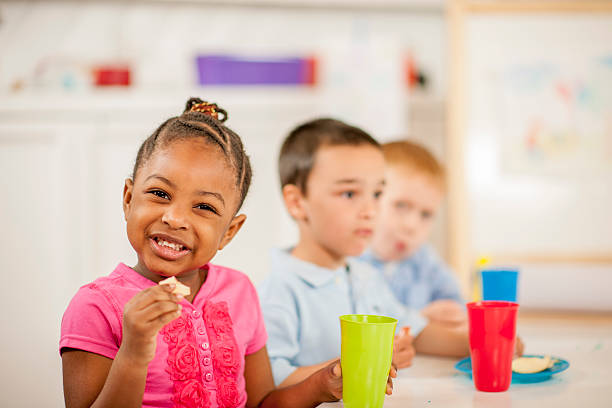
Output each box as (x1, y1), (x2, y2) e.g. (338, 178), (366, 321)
(467, 301), (519, 392)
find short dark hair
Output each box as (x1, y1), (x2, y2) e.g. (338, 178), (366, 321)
(132, 97), (252, 211)
(279, 118), (380, 194)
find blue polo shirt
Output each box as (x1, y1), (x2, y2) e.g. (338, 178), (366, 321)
(359, 245), (463, 310)
(258, 248), (427, 385)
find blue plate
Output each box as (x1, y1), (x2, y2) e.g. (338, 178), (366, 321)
(455, 354), (570, 383)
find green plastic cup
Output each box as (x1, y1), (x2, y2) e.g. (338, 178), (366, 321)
(340, 314), (398, 408)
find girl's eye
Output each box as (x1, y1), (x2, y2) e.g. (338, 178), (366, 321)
(374, 190), (383, 200)
(421, 211), (433, 220)
(341, 191), (355, 199)
(148, 190), (169, 200)
(195, 203), (218, 214)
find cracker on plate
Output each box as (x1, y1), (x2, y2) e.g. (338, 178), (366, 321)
(512, 356), (553, 374)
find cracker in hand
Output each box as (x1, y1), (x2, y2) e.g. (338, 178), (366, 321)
(159, 276), (191, 297)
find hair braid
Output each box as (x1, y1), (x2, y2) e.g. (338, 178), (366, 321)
(131, 98), (252, 212)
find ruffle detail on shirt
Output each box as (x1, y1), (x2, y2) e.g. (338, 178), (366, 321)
(204, 301), (241, 408)
(163, 315), (211, 408)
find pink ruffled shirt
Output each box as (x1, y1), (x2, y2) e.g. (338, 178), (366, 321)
(60, 263), (267, 408)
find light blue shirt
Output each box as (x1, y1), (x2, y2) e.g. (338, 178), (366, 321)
(359, 245), (463, 310)
(258, 248), (427, 385)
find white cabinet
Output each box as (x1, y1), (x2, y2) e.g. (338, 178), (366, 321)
(0, 121), (97, 407)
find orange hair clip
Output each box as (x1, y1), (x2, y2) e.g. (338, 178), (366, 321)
(190, 101), (227, 122)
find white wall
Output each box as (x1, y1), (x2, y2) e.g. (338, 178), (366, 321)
(0, 2), (446, 406)
(464, 13), (612, 311)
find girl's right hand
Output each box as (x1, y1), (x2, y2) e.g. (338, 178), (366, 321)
(120, 283), (183, 365)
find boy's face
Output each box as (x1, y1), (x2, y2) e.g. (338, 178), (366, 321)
(371, 165), (443, 261)
(122, 139), (245, 281)
(289, 144), (385, 265)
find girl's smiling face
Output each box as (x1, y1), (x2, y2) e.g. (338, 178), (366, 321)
(122, 138), (245, 281)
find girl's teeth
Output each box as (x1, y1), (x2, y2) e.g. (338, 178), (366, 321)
(157, 239), (184, 251)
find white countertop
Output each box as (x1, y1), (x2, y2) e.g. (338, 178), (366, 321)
(322, 314), (612, 407)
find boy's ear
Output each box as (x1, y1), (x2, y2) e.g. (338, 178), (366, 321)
(122, 178), (134, 221)
(282, 184), (307, 221)
(218, 214), (247, 250)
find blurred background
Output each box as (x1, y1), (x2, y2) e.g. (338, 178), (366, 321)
(0, 0), (611, 406)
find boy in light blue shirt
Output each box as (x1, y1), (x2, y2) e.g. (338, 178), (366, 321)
(262, 248), (426, 386)
(259, 119), (471, 388)
(360, 140), (466, 325)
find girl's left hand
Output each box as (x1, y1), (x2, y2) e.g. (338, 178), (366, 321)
(317, 359), (397, 402)
(317, 359), (342, 401)
(386, 364), (397, 395)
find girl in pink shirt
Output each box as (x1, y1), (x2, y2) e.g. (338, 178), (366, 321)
(60, 98), (346, 408)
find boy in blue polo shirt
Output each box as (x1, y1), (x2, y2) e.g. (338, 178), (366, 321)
(258, 119), (471, 387)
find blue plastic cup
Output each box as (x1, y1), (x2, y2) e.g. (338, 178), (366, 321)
(481, 269), (519, 302)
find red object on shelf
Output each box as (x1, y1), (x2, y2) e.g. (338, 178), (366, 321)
(404, 53), (428, 89)
(303, 56), (318, 86)
(405, 54), (418, 88)
(93, 66), (131, 86)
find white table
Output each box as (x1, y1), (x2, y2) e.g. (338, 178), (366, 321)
(322, 313), (612, 407)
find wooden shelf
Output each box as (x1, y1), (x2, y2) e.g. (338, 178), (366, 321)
(481, 254), (612, 265)
(0, 87), (323, 114)
(465, 0), (612, 13)
(145, 0), (446, 12)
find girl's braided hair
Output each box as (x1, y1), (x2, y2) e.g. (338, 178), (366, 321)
(132, 97), (252, 211)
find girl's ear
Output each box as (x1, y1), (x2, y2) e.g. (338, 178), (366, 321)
(218, 214), (247, 250)
(123, 178), (134, 221)
(282, 184), (307, 221)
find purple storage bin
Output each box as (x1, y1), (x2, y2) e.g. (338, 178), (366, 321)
(196, 55), (317, 86)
